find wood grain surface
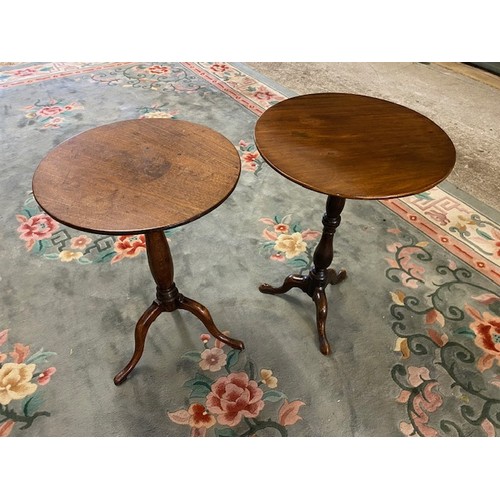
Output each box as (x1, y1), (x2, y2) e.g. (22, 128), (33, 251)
(33, 119), (241, 234)
(254, 93), (456, 199)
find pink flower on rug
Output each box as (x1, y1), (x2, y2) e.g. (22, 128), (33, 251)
(1, 330), (9, 363)
(38, 367), (56, 386)
(425, 309), (445, 327)
(410, 382), (443, 437)
(199, 347), (227, 372)
(241, 150), (260, 172)
(407, 366), (431, 387)
(396, 246), (426, 288)
(262, 228), (278, 241)
(253, 86), (279, 102)
(481, 418), (496, 437)
(210, 63), (230, 73)
(399, 382), (443, 437)
(0, 329), (8, 346)
(426, 210), (449, 226)
(206, 372), (265, 426)
(270, 253), (285, 262)
(17, 213), (59, 250)
(111, 234), (146, 263)
(63, 103), (80, 112)
(0, 420), (15, 437)
(200, 333), (211, 345)
(12, 68), (37, 77)
(9, 343), (30, 363)
(167, 403), (216, 431)
(37, 106), (64, 117)
(278, 400), (305, 426)
(188, 403), (216, 429)
(242, 163), (257, 173)
(70, 235), (92, 250)
(427, 328), (449, 347)
(146, 65), (171, 75)
(465, 305), (500, 371)
(43, 117), (64, 128)
(191, 427), (207, 437)
(274, 223), (289, 233)
(472, 293), (500, 305)
(300, 228), (321, 241)
(242, 151), (259, 163)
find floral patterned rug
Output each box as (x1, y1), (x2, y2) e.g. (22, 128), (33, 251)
(0, 62), (498, 437)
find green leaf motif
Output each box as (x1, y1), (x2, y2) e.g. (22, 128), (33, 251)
(454, 327), (476, 339)
(34, 240), (45, 254)
(225, 350), (240, 371)
(290, 258), (308, 268)
(244, 359), (256, 381)
(476, 229), (493, 241)
(262, 390), (286, 402)
(415, 192), (433, 200)
(181, 351), (202, 363)
(189, 385), (212, 399)
(184, 372), (214, 399)
(23, 392), (43, 417)
(43, 253), (60, 260)
(215, 427), (238, 437)
(25, 348), (57, 365)
(95, 252), (115, 263)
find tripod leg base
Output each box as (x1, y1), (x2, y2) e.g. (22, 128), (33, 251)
(178, 295), (245, 350)
(312, 288), (330, 355)
(114, 301), (163, 386)
(259, 274), (309, 295)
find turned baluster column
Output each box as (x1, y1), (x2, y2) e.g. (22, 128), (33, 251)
(308, 195), (347, 355)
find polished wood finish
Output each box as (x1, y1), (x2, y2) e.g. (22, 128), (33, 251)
(32, 119), (244, 383)
(255, 93), (456, 354)
(255, 93), (456, 200)
(33, 119), (241, 234)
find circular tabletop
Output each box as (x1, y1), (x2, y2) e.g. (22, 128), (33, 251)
(254, 93), (456, 199)
(32, 119), (241, 235)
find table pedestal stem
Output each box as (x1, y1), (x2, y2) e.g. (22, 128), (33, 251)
(259, 195), (347, 355)
(114, 229), (244, 385)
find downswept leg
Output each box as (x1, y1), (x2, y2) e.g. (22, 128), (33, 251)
(114, 301), (163, 385)
(178, 295), (244, 351)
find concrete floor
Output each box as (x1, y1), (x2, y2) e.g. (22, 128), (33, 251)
(247, 62), (500, 212)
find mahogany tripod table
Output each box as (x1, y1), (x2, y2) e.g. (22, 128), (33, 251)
(32, 118), (244, 385)
(254, 93), (456, 355)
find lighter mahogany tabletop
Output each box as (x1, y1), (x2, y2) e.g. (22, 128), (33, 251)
(255, 93), (456, 199)
(32, 118), (241, 235)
